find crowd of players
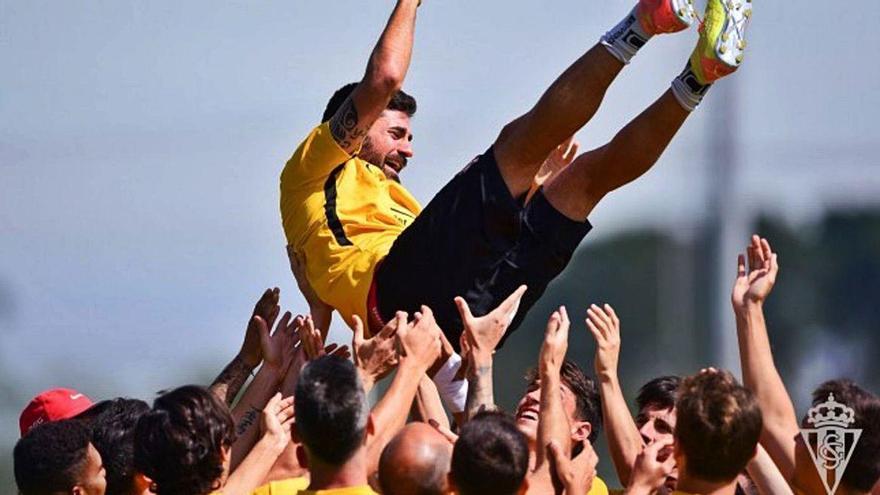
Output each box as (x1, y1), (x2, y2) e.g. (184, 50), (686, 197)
(11, 236), (880, 495)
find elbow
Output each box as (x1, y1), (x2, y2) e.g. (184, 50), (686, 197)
(365, 67), (405, 95)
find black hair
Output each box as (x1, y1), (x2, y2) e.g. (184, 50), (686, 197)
(134, 385), (235, 495)
(14, 419), (94, 495)
(810, 379), (880, 492)
(322, 82), (417, 123)
(88, 398), (150, 495)
(451, 411), (529, 495)
(636, 375), (682, 413)
(295, 355), (368, 465)
(526, 359), (603, 443)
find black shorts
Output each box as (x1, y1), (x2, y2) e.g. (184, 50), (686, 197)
(373, 147), (592, 350)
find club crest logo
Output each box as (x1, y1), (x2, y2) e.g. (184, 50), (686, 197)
(800, 394), (862, 495)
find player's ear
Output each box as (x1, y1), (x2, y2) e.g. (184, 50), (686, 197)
(571, 420), (592, 444)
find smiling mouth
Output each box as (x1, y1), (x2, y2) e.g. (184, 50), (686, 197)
(516, 409), (539, 422)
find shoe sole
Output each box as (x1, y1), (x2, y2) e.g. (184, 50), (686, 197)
(714, 0), (753, 68)
(671, 0), (698, 28)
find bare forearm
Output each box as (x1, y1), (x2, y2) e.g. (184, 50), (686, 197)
(210, 354), (255, 406)
(735, 302), (799, 478)
(225, 435), (286, 495)
(310, 306), (332, 339)
(465, 355), (495, 421)
(537, 369), (570, 469)
(599, 374), (643, 486)
(367, 361), (424, 473)
(747, 444), (793, 495)
(415, 375), (450, 430)
(231, 367), (281, 468)
(363, 0), (419, 91)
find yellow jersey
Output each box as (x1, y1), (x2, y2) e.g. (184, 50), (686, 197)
(252, 478), (376, 495)
(297, 488), (376, 495)
(589, 476), (610, 495)
(251, 477), (309, 495)
(280, 122), (421, 331)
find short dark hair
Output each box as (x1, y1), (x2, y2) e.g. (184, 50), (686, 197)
(322, 82), (417, 123)
(526, 360), (603, 443)
(810, 379), (880, 492)
(675, 370), (762, 482)
(14, 419), (93, 495)
(295, 355), (368, 465)
(451, 411), (529, 495)
(134, 385), (235, 495)
(636, 375), (682, 413)
(88, 398), (150, 495)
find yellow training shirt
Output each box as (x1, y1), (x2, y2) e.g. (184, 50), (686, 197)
(251, 477), (309, 495)
(280, 122), (421, 331)
(589, 476), (610, 495)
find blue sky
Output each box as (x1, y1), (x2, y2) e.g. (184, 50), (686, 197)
(2, 0), (879, 452)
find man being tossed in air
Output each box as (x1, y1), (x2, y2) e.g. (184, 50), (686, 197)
(281, 0), (754, 347)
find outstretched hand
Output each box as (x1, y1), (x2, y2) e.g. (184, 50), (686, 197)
(539, 306), (570, 375)
(239, 288), (281, 368)
(353, 314), (401, 390)
(455, 285), (527, 361)
(397, 306), (442, 373)
(586, 303), (621, 379)
(260, 393), (295, 452)
(535, 136), (580, 190)
(732, 235), (779, 313)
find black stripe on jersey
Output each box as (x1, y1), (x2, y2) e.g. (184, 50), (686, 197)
(323, 163), (354, 246)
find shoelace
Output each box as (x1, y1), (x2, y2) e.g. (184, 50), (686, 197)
(691, 0), (751, 48)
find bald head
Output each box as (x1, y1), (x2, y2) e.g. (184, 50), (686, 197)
(379, 423), (452, 495)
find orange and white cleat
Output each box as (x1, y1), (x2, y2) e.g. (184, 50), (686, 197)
(637, 0), (698, 35)
(690, 0), (753, 83)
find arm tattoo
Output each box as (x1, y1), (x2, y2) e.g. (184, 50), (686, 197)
(465, 364), (496, 420)
(236, 405), (261, 437)
(209, 355), (253, 406)
(329, 97), (368, 152)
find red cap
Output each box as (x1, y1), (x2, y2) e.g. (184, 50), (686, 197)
(19, 388), (94, 436)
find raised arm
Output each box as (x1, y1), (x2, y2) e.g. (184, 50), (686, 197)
(455, 285), (528, 421)
(536, 307), (573, 472)
(328, 0), (421, 154)
(732, 236), (799, 480)
(366, 308), (442, 475)
(223, 393), (295, 495)
(586, 303), (644, 486)
(210, 288), (281, 406)
(230, 312), (301, 469)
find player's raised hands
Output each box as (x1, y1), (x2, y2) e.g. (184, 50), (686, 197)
(397, 305), (442, 373)
(586, 303), (621, 379)
(732, 235), (780, 312)
(540, 306), (571, 375)
(353, 314), (402, 392)
(240, 288), (281, 368)
(260, 393), (296, 452)
(455, 285), (527, 359)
